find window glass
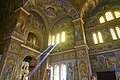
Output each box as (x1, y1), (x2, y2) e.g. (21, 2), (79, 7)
(61, 32), (65, 42)
(110, 28), (117, 40)
(52, 35), (55, 45)
(98, 32), (103, 43)
(50, 66), (53, 80)
(99, 16), (105, 23)
(116, 27), (120, 38)
(61, 64), (66, 80)
(56, 34), (60, 44)
(105, 12), (114, 21)
(54, 65), (59, 80)
(93, 33), (98, 44)
(114, 11), (120, 18)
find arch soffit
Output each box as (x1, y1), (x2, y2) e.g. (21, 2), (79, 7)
(30, 9), (49, 30)
(80, 0), (98, 18)
(51, 15), (74, 31)
(23, 53), (38, 60)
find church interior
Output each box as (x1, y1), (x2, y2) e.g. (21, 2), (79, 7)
(0, 0), (120, 80)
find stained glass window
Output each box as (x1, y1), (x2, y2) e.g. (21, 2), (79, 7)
(116, 27), (120, 38)
(61, 64), (66, 80)
(61, 32), (65, 42)
(98, 32), (103, 43)
(93, 33), (98, 44)
(105, 12), (114, 21)
(114, 11), (120, 18)
(110, 28), (117, 40)
(54, 65), (59, 80)
(99, 16), (105, 23)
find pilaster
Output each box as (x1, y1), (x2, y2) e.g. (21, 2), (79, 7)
(74, 18), (92, 80)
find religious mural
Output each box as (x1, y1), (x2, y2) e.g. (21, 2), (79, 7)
(67, 62), (73, 80)
(1, 57), (15, 80)
(90, 52), (119, 72)
(1, 0), (120, 80)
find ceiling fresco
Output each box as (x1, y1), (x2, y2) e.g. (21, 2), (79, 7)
(84, 0), (120, 18)
(0, 0), (120, 23)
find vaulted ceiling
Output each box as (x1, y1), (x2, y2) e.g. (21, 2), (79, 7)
(0, 0), (98, 21)
(1, 0), (120, 23)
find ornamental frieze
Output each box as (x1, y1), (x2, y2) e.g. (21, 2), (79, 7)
(90, 40), (120, 53)
(50, 51), (75, 62)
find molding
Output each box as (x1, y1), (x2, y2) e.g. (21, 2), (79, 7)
(11, 36), (24, 43)
(14, 7), (30, 15)
(72, 18), (81, 22)
(1, 36), (24, 43)
(50, 49), (75, 55)
(74, 44), (89, 49)
(89, 48), (120, 55)
(21, 44), (41, 54)
(72, 18), (84, 23)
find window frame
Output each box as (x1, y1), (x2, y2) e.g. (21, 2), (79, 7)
(98, 10), (120, 24)
(92, 31), (103, 44)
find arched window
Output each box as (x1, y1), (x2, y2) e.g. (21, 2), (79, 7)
(54, 65), (59, 80)
(114, 11), (120, 18)
(93, 32), (103, 44)
(99, 10), (120, 24)
(110, 27), (120, 40)
(98, 32), (103, 43)
(105, 12), (114, 21)
(20, 61), (29, 80)
(27, 33), (37, 45)
(50, 66), (53, 80)
(93, 33), (98, 44)
(51, 31), (66, 44)
(61, 64), (66, 80)
(110, 28), (117, 40)
(116, 27), (120, 38)
(56, 33), (60, 44)
(61, 32), (65, 42)
(52, 35), (55, 45)
(99, 16), (105, 23)
(20, 56), (32, 80)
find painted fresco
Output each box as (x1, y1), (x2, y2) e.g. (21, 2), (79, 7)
(90, 52), (119, 72)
